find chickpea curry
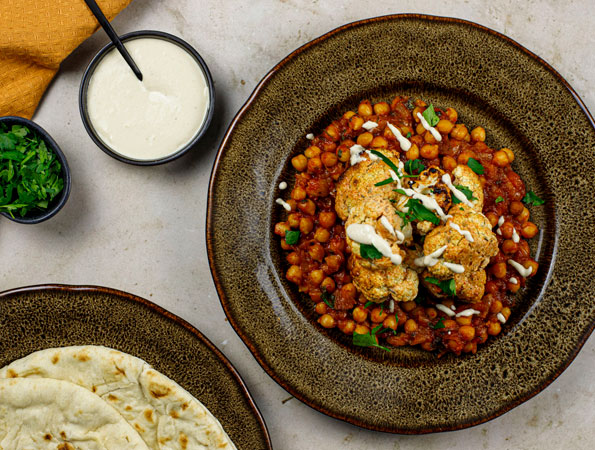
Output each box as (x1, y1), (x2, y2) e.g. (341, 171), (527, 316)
(274, 97), (544, 355)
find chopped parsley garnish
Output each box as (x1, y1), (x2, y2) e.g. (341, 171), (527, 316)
(425, 277), (456, 296)
(422, 104), (440, 127)
(360, 243), (383, 259)
(395, 210), (413, 228)
(364, 301), (375, 308)
(495, 196), (504, 204)
(431, 317), (446, 329)
(406, 132), (412, 138)
(353, 324), (390, 351)
(406, 199), (440, 225)
(374, 177), (394, 187)
(404, 159), (425, 176)
(0, 123), (64, 218)
(451, 184), (476, 204)
(523, 190), (545, 206)
(369, 149), (401, 176)
(284, 230), (300, 245)
(394, 188), (408, 196)
(321, 286), (335, 309)
(467, 157), (484, 175)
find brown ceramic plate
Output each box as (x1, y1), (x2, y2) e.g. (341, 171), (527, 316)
(207, 14), (595, 433)
(0, 285), (272, 449)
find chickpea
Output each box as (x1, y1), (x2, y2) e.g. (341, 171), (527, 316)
(509, 200), (524, 215)
(450, 124), (469, 140)
(297, 218), (314, 237)
(470, 126), (486, 142)
(457, 150), (476, 165)
(424, 131), (437, 144)
(358, 101), (373, 117)
(501, 239), (518, 254)
(404, 319), (418, 333)
(337, 146), (350, 163)
(309, 269), (324, 286)
(456, 316), (472, 326)
(508, 281), (521, 293)
(355, 324), (370, 335)
(490, 300), (503, 314)
(286, 251), (301, 265)
(443, 319), (457, 329)
(322, 141), (337, 153)
(383, 315), (398, 330)
(371, 136), (388, 149)
(500, 307), (511, 320)
(501, 148), (515, 163)
(321, 152), (338, 167)
(463, 342), (476, 353)
(521, 222), (538, 238)
(416, 123), (426, 135)
(487, 321), (502, 336)
(436, 119), (454, 134)
(280, 240), (291, 251)
(492, 150), (510, 167)
(286, 199), (297, 211)
(304, 146), (321, 158)
(343, 111), (356, 120)
(420, 144), (439, 159)
(291, 154), (308, 171)
(339, 319), (356, 335)
(307, 156), (323, 173)
(298, 199), (316, 216)
(274, 222), (290, 237)
(516, 207), (530, 223)
(286, 265), (302, 284)
(371, 307), (388, 323)
(341, 283), (357, 300)
(445, 107), (458, 122)
(287, 213), (300, 228)
(373, 102), (390, 115)
(308, 242), (325, 261)
(357, 132), (374, 147)
(315, 302), (327, 315)
(499, 222), (515, 239)
(406, 144), (419, 160)
(314, 227), (330, 243)
(291, 186), (306, 201)
(319, 314), (336, 329)
(324, 254), (342, 273)
(352, 305), (368, 323)
(426, 307), (438, 320)
(320, 277), (336, 293)
(459, 325), (476, 341)
(349, 115), (364, 131)
(325, 124), (340, 141)
(412, 106), (423, 121)
(442, 155), (457, 171)
(402, 301), (416, 312)
(525, 260), (539, 277)
(491, 262), (507, 279)
(316, 211), (335, 228)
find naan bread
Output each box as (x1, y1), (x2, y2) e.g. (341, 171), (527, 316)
(0, 346), (236, 450)
(0, 377), (150, 450)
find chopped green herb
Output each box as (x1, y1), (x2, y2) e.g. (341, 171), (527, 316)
(364, 301), (375, 308)
(353, 324), (390, 351)
(394, 188), (408, 196)
(321, 286), (335, 309)
(337, 149), (343, 158)
(404, 159), (425, 176)
(421, 104), (440, 127)
(360, 243), (383, 259)
(431, 317), (446, 329)
(451, 184), (476, 204)
(467, 157), (484, 175)
(378, 327), (396, 335)
(369, 150), (401, 176)
(523, 190), (545, 206)
(406, 132), (412, 138)
(495, 196), (504, 204)
(406, 199), (440, 225)
(284, 230), (300, 245)
(374, 177), (394, 187)
(395, 210), (413, 228)
(425, 277), (456, 296)
(0, 123), (64, 218)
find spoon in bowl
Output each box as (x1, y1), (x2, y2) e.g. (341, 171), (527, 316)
(83, 0), (143, 81)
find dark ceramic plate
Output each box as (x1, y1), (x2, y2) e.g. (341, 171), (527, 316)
(207, 14), (595, 433)
(0, 285), (272, 449)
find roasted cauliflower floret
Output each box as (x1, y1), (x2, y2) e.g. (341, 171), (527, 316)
(452, 164), (484, 211)
(350, 254), (418, 303)
(335, 149), (401, 221)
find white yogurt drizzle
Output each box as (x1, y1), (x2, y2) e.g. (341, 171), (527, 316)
(275, 198), (291, 211)
(389, 169), (399, 182)
(379, 215), (405, 243)
(306, 133), (314, 140)
(416, 112), (442, 142)
(498, 215), (505, 227)
(444, 262), (465, 274)
(346, 223), (402, 265)
(386, 122), (412, 151)
(278, 181), (287, 190)
(414, 245), (447, 267)
(497, 312), (507, 323)
(389, 299), (395, 314)
(349, 144), (381, 166)
(441, 174), (473, 207)
(362, 120), (378, 131)
(436, 304), (455, 317)
(512, 227), (520, 243)
(509, 277), (518, 285)
(399, 188), (451, 222)
(450, 304), (457, 311)
(508, 259), (533, 277)
(456, 308), (480, 317)
(449, 222), (475, 243)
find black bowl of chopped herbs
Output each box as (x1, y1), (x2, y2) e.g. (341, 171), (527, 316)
(0, 117), (71, 224)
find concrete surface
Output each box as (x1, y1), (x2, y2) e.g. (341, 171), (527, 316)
(1, 1), (593, 449)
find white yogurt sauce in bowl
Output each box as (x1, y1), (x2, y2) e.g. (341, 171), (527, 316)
(80, 31), (214, 165)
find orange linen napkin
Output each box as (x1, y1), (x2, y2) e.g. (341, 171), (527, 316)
(0, 0), (133, 119)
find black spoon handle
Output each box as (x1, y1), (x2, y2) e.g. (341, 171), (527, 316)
(83, 0), (143, 81)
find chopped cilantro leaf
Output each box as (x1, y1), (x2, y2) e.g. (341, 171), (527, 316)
(523, 190), (545, 206)
(467, 158), (484, 175)
(364, 301), (375, 308)
(394, 188), (408, 196)
(395, 210), (413, 228)
(374, 177), (394, 187)
(425, 277), (456, 296)
(360, 243), (383, 259)
(284, 230), (300, 245)
(406, 199), (440, 225)
(406, 132), (412, 138)
(404, 159), (425, 176)
(321, 286), (335, 309)
(451, 184), (476, 204)
(422, 104), (440, 127)
(495, 196), (504, 204)
(353, 324), (390, 351)
(431, 317), (446, 329)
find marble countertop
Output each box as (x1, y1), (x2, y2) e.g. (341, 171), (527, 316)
(2, 1), (593, 448)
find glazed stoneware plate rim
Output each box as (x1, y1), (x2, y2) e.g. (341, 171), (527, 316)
(0, 284), (272, 449)
(207, 14), (595, 433)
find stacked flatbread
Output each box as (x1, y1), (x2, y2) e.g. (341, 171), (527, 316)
(0, 345), (237, 450)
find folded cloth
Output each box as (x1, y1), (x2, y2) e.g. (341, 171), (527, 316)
(0, 0), (133, 119)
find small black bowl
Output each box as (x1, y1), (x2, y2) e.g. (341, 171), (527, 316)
(0, 116), (71, 224)
(79, 30), (215, 166)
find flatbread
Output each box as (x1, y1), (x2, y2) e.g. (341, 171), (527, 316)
(0, 377), (150, 450)
(0, 346), (236, 450)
